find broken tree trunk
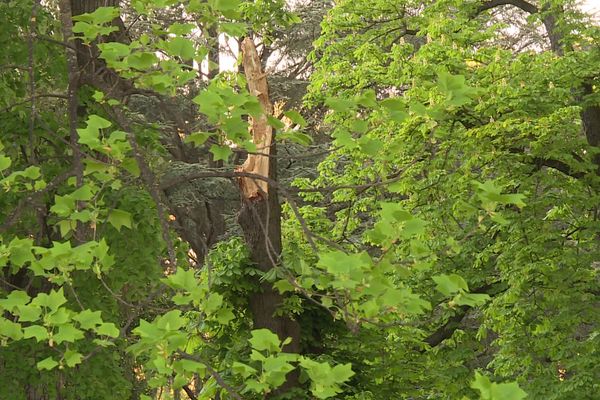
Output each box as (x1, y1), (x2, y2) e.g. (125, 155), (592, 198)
(237, 37), (301, 392)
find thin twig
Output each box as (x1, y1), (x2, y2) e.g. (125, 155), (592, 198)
(178, 353), (243, 400)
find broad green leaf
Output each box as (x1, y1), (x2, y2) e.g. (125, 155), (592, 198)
(220, 22), (246, 37)
(95, 322), (120, 338)
(165, 37), (195, 59)
(283, 110), (307, 127)
(98, 42), (130, 61)
(168, 23), (196, 35)
(209, 144), (232, 162)
(0, 290), (31, 311)
(204, 292), (223, 314)
(156, 310), (184, 331)
(54, 323), (84, 344)
(454, 292), (490, 307)
(23, 325), (48, 342)
(184, 132), (214, 146)
(0, 155), (11, 171)
(249, 328), (281, 352)
(37, 356), (58, 371)
(64, 350), (83, 367)
(126, 52), (158, 70)
(213, 0), (240, 12)
(232, 361), (256, 378)
(267, 115), (285, 129)
(273, 279), (295, 294)
(0, 318), (23, 340)
(72, 6), (119, 24)
(166, 268), (197, 292)
(70, 185), (95, 201)
(73, 309), (103, 330)
(17, 304), (42, 322)
(472, 372), (527, 400)
(107, 209), (132, 231)
(432, 274), (469, 296)
(325, 97), (356, 112)
(8, 238), (35, 267)
(215, 308), (235, 325)
(32, 288), (67, 311)
(278, 132), (313, 146)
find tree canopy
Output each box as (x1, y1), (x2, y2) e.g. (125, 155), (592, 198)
(0, 0), (599, 399)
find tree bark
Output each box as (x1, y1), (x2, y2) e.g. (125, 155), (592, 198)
(237, 38), (301, 392)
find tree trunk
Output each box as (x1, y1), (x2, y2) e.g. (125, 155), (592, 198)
(237, 38), (301, 392)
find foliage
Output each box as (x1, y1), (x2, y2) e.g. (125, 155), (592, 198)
(1, 0), (599, 399)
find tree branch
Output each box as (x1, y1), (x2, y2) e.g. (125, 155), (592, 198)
(478, 0), (538, 15)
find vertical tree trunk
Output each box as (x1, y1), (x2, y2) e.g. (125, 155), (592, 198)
(237, 38), (301, 392)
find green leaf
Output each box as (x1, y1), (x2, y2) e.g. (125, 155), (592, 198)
(17, 304), (42, 322)
(331, 363), (355, 382)
(166, 268), (198, 292)
(0, 318), (23, 340)
(70, 185), (95, 201)
(278, 131), (313, 146)
(168, 23), (196, 35)
(232, 361), (257, 378)
(454, 292), (490, 307)
(213, 0), (240, 12)
(209, 144), (232, 162)
(357, 90), (377, 108)
(87, 114), (112, 130)
(73, 309), (103, 330)
(8, 238), (35, 267)
(126, 52), (158, 70)
(23, 325), (48, 342)
(472, 372), (527, 400)
(98, 42), (130, 61)
(72, 6), (119, 24)
(54, 323), (84, 344)
(156, 310), (184, 331)
(32, 288), (67, 311)
(204, 293), (223, 314)
(220, 22), (246, 37)
(0, 155), (11, 171)
(37, 356), (59, 371)
(0, 290), (31, 311)
(432, 274), (469, 296)
(267, 115), (285, 129)
(108, 209), (132, 231)
(215, 308), (235, 325)
(95, 322), (120, 338)
(358, 137), (383, 156)
(185, 132), (214, 146)
(46, 308), (70, 325)
(249, 328), (282, 352)
(165, 37), (195, 59)
(273, 279), (295, 294)
(64, 350), (83, 367)
(409, 101), (428, 116)
(283, 110), (307, 127)
(325, 97), (356, 112)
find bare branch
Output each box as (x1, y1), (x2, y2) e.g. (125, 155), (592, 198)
(478, 0), (538, 15)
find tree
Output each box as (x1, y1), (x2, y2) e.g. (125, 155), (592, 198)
(0, 0), (598, 399)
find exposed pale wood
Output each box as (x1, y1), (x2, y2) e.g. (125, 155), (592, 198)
(237, 38), (273, 199)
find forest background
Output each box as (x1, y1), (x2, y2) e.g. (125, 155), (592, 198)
(1, 0), (600, 399)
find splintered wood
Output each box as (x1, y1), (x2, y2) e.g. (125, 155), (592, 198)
(237, 38), (273, 199)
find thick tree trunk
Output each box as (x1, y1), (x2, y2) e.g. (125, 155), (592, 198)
(237, 38), (301, 392)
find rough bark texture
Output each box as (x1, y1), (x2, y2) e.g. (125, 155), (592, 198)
(237, 38), (301, 392)
(237, 38), (273, 198)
